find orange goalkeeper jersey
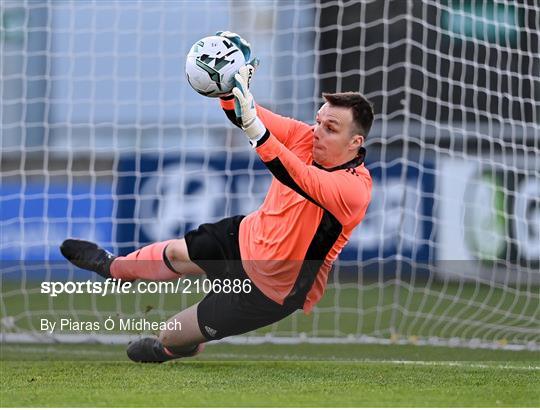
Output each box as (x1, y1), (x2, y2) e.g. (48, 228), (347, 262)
(221, 100), (372, 313)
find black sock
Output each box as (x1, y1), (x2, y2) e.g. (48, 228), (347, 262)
(163, 343), (199, 357)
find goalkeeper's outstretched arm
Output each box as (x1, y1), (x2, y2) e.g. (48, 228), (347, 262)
(255, 131), (371, 225)
(220, 95), (306, 148)
(214, 32), (309, 147)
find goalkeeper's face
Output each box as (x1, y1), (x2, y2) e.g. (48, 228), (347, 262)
(313, 103), (364, 168)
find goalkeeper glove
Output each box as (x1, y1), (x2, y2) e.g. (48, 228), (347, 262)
(234, 64), (256, 120)
(232, 70), (266, 145)
(216, 31), (259, 100)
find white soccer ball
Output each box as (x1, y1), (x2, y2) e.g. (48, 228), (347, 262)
(185, 35), (246, 98)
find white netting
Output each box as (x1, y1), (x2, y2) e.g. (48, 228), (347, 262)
(1, 0), (539, 350)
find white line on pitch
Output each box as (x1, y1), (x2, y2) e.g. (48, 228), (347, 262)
(3, 345), (539, 370)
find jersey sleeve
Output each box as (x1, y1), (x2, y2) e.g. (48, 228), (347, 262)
(255, 105), (307, 147)
(219, 98), (308, 148)
(255, 132), (372, 225)
(219, 96), (242, 128)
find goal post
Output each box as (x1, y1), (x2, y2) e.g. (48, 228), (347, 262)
(1, 0), (539, 350)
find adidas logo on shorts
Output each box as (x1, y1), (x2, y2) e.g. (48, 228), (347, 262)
(205, 326), (217, 337)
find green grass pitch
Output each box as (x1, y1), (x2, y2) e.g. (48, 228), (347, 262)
(1, 342), (539, 407)
(2, 278), (539, 406)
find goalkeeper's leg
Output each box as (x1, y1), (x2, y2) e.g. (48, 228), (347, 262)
(127, 303), (207, 363)
(126, 279), (299, 363)
(60, 238), (204, 280)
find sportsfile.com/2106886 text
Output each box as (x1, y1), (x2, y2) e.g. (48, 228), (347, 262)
(40, 278), (252, 297)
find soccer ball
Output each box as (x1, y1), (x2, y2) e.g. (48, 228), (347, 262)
(185, 35), (246, 98)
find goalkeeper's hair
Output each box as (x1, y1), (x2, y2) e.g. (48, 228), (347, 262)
(322, 92), (374, 138)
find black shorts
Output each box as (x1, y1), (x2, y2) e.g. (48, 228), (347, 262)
(184, 215), (297, 340)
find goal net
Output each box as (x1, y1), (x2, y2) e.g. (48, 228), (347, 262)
(1, 0), (539, 350)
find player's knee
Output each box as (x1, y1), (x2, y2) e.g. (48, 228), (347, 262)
(158, 328), (177, 347)
(165, 239), (190, 264)
(159, 327), (198, 355)
(158, 316), (188, 347)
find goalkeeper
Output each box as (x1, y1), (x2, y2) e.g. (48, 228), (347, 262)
(60, 32), (374, 363)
